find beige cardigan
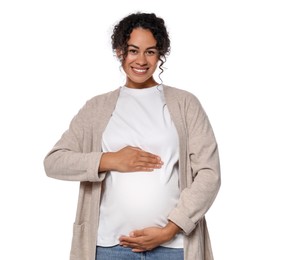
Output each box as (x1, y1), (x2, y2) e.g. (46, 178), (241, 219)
(44, 85), (221, 260)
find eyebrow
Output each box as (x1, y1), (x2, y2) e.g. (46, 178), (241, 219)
(127, 44), (157, 50)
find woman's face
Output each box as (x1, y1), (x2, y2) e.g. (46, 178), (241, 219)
(120, 28), (159, 89)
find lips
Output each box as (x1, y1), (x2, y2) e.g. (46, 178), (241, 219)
(132, 67), (148, 74)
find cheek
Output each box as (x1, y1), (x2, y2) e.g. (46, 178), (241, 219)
(121, 62), (131, 75)
(149, 56), (159, 65)
(149, 59), (159, 69)
(124, 54), (136, 64)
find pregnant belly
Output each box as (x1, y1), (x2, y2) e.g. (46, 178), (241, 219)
(101, 171), (180, 229)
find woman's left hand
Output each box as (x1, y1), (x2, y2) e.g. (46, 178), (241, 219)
(119, 222), (181, 252)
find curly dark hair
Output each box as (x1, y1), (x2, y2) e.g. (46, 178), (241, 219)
(111, 12), (171, 76)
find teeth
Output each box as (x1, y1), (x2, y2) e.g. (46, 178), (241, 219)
(133, 68), (147, 73)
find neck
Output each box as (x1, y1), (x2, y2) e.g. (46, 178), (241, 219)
(125, 78), (158, 89)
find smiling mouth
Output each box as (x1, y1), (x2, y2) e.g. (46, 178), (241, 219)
(132, 67), (148, 74)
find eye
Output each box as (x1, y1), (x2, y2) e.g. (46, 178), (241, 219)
(145, 50), (157, 56)
(128, 49), (138, 55)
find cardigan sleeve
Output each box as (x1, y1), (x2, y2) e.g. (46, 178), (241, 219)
(168, 94), (221, 235)
(43, 100), (106, 182)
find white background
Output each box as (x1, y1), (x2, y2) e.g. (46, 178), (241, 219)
(1, 0), (284, 259)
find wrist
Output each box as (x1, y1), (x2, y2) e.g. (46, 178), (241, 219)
(163, 221), (182, 241)
(99, 152), (115, 172)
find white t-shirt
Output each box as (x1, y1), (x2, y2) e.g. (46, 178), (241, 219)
(97, 85), (183, 248)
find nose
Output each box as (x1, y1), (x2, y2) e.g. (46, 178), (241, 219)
(135, 52), (147, 66)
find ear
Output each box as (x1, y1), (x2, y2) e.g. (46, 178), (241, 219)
(116, 49), (123, 61)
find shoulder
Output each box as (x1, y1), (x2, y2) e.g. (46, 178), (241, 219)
(86, 88), (120, 107)
(74, 87), (120, 119)
(163, 85), (202, 109)
(77, 88), (120, 115)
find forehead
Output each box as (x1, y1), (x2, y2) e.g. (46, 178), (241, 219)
(128, 28), (157, 48)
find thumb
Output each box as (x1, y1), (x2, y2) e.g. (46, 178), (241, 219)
(130, 146), (142, 151)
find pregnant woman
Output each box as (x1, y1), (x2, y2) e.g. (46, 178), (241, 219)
(44, 12), (221, 260)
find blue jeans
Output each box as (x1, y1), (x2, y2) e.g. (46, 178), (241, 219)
(96, 245), (184, 260)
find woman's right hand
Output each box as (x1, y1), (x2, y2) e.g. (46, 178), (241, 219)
(99, 146), (163, 173)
